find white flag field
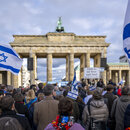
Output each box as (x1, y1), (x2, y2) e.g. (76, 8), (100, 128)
(0, 43), (23, 75)
(123, 0), (130, 65)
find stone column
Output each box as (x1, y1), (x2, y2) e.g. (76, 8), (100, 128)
(69, 53), (74, 81)
(85, 53), (90, 68)
(103, 70), (107, 85)
(12, 75), (19, 88)
(115, 72), (118, 85)
(30, 53), (37, 84)
(127, 70), (130, 86)
(0, 72), (2, 84)
(47, 53), (52, 81)
(119, 70), (122, 82)
(7, 71), (11, 85)
(94, 54), (101, 67)
(109, 70), (112, 80)
(66, 55), (69, 81)
(18, 69), (22, 87)
(80, 54), (85, 80)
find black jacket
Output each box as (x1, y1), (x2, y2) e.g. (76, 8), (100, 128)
(15, 102), (29, 119)
(124, 104), (130, 129)
(103, 92), (117, 116)
(0, 110), (31, 130)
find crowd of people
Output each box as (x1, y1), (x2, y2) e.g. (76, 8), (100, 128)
(0, 79), (130, 130)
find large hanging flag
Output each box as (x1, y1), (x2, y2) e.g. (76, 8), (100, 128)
(0, 43), (23, 75)
(123, 0), (130, 65)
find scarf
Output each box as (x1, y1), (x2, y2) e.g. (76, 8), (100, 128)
(52, 115), (74, 130)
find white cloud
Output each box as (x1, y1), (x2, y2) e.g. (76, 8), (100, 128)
(0, 0), (128, 80)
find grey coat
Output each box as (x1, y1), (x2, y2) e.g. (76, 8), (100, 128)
(111, 95), (130, 130)
(82, 98), (108, 130)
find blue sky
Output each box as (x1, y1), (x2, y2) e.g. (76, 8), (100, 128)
(0, 0), (128, 81)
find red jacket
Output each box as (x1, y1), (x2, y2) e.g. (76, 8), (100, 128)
(117, 89), (122, 96)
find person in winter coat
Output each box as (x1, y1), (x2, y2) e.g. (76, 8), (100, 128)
(25, 89), (37, 130)
(97, 79), (105, 88)
(36, 83), (44, 96)
(82, 89), (108, 130)
(34, 84), (59, 130)
(76, 96), (85, 123)
(45, 97), (84, 130)
(124, 104), (130, 130)
(111, 86), (130, 130)
(103, 84), (117, 116)
(13, 93), (30, 120)
(0, 95), (31, 130)
(25, 89), (37, 109)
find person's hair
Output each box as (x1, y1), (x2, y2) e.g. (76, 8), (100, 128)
(13, 93), (24, 102)
(38, 93), (44, 102)
(30, 84), (37, 91)
(106, 84), (114, 91)
(0, 84), (6, 90)
(38, 83), (43, 90)
(121, 87), (130, 95)
(93, 89), (102, 100)
(76, 96), (85, 104)
(43, 84), (54, 96)
(63, 90), (68, 97)
(26, 89), (35, 103)
(0, 95), (14, 110)
(58, 97), (73, 116)
(55, 95), (64, 101)
(6, 85), (14, 93)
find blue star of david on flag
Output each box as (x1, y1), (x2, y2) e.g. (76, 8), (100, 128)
(0, 53), (8, 62)
(0, 43), (22, 75)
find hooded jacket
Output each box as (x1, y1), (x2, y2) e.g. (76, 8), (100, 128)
(82, 98), (108, 129)
(111, 95), (130, 130)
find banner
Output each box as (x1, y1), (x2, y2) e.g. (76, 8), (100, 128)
(84, 67), (100, 79)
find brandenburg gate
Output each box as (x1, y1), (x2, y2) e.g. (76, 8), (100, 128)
(8, 32), (109, 88)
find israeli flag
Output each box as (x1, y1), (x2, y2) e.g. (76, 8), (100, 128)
(0, 43), (22, 75)
(123, 0), (130, 65)
(71, 71), (78, 91)
(67, 71), (78, 100)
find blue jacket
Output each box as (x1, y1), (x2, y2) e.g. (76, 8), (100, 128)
(25, 97), (37, 109)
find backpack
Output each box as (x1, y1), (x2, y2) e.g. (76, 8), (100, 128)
(87, 99), (106, 130)
(0, 117), (23, 130)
